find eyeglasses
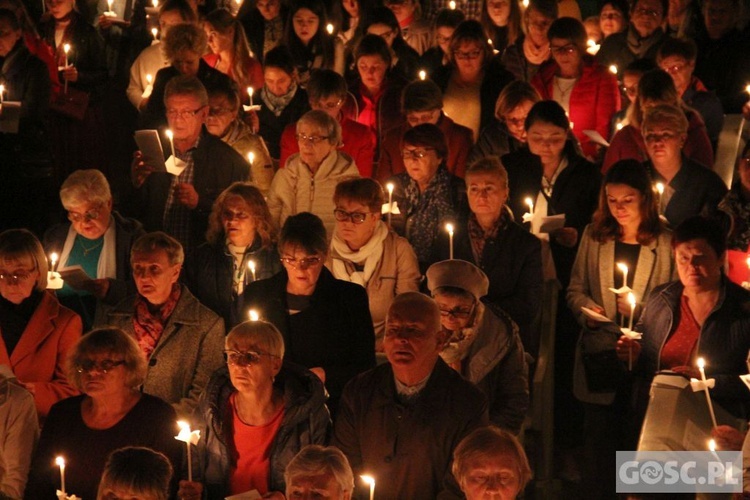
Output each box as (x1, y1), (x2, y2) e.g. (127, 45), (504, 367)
(551, 43), (577, 55)
(439, 304), (475, 319)
(221, 210), (251, 221)
(75, 359), (125, 374)
(208, 106), (234, 117)
(296, 133), (329, 145)
(315, 99), (343, 111)
(661, 62), (688, 75)
(634, 7), (661, 17)
(166, 106), (205, 120)
(0, 270), (36, 284)
(280, 256), (322, 270)
(600, 12), (623, 20)
(621, 84), (638, 97)
(453, 49), (482, 60)
(644, 132), (677, 143)
(68, 207), (101, 223)
(223, 349), (276, 367)
(334, 209), (372, 224)
(401, 148), (434, 160)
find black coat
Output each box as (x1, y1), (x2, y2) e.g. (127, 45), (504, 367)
(257, 87), (310, 160)
(241, 267), (376, 414)
(238, 5), (289, 65)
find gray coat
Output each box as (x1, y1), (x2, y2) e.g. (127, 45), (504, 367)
(95, 285), (225, 417)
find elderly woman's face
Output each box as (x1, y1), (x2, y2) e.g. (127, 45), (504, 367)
(503, 100), (535, 142)
(67, 198), (112, 240)
(265, 66), (294, 97)
(76, 351), (129, 398)
(46, 0), (75, 20)
(225, 337), (281, 395)
(434, 293), (475, 332)
(172, 49), (201, 77)
(0, 256), (38, 305)
(287, 471), (350, 499)
(402, 143), (441, 189)
(205, 94), (237, 137)
(221, 196), (257, 248)
(526, 121), (567, 167)
(334, 198), (379, 251)
(297, 121), (337, 170)
(644, 123), (685, 166)
(466, 172), (509, 220)
(453, 41), (485, 78)
(132, 249), (181, 306)
(281, 244), (325, 295)
(675, 238), (723, 291)
(460, 454), (523, 500)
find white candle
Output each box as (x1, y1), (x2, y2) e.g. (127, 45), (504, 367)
(175, 421), (200, 482)
(107, 0), (114, 13)
(418, 70), (426, 81)
(655, 182), (664, 213)
(143, 73), (153, 98)
(522, 0), (529, 8)
(0, 85), (4, 104)
(248, 309), (259, 321)
(709, 438), (717, 452)
(524, 196), (534, 215)
(151, 27), (158, 41)
(55, 456), (66, 495)
(609, 64), (617, 75)
(446, 223), (454, 260)
(616, 262), (628, 289)
(448, 0), (456, 9)
(627, 292), (635, 331)
(248, 260), (256, 281)
(166, 129), (175, 159)
(386, 183), (394, 227)
(152, 0), (158, 7)
(326, 23), (334, 35)
(361, 475), (375, 500)
(697, 358), (718, 429)
(247, 87), (254, 107)
(146, 74), (152, 85)
(50, 252), (59, 272)
(248, 152), (255, 165)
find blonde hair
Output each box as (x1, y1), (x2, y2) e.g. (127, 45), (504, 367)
(0, 228), (48, 290)
(285, 445), (354, 494)
(641, 103), (689, 136)
(226, 320), (285, 359)
(59, 169), (112, 209)
(97, 447), (173, 500)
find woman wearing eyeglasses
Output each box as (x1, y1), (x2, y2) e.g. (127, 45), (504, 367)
(327, 178), (420, 352)
(44, 169), (144, 330)
(177, 320), (330, 500)
(0, 229), (81, 419)
(267, 110), (360, 238)
(25, 328), (182, 500)
(531, 17), (620, 160)
(242, 212), (376, 415)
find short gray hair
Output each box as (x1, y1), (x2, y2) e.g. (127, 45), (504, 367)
(164, 75), (208, 107)
(226, 320), (285, 359)
(130, 232), (184, 266)
(387, 292), (442, 335)
(297, 110), (342, 146)
(285, 445), (354, 495)
(163, 22), (207, 61)
(59, 169), (112, 209)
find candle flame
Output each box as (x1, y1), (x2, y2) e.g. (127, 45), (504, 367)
(655, 182), (664, 195)
(616, 262), (627, 273)
(51, 252), (58, 264)
(387, 183), (394, 194)
(166, 129), (173, 140)
(627, 292), (636, 306)
(709, 439), (717, 452)
(746, 255), (750, 269)
(487, 38), (493, 45)
(63, 43), (71, 54)
(587, 39), (595, 47)
(448, 0), (456, 9)
(55, 456), (65, 467)
(697, 357), (705, 369)
(418, 70), (426, 80)
(152, 0), (158, 7)
(616, 122), (624, 131)
(151, 27), (158, 37)
(175, 421), (201, 444)
(247, 86), (254, 98)
(524, 197), (533, 210)
(609, 64), (617, 75)
(248, 260), (256, 272)
(248, 152), (255, 164)
(146, 74), (152, 84)
(445, 223), (454, 234)
(107, 0), (113, 9)
(326, 23), (334, 34)
(746, 84), (750, 95)
(522, 0), (529, 7)
(361, 475), (375, 486)
(249, 309), (260, 321)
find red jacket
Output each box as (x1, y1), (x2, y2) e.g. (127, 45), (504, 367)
(532, 56), (620, 159)
(375, 113), (474, 182)
(279, 117), (376, 177)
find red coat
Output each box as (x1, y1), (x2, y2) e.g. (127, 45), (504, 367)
(532, 57), (620, 159)
(375, 113), (474, 182)
(0, 292), (81, 418)
(602, 109), (714, 173)
(279, 117), (376, 177)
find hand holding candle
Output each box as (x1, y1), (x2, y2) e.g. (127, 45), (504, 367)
(175, 421), (200, 482)
(361, 475), (375, 500)
(697, 357), (719, 429)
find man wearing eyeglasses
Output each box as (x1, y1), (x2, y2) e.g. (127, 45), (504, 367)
(131, 76), (248, 254)
(596, 0), (667, 73)
(333, 292), (488, 499)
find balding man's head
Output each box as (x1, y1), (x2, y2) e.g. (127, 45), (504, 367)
(387, 292), (441, 333)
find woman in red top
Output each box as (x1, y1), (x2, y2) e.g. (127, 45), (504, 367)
(531, 17), (620, 161)
(203, 8), (264, 96)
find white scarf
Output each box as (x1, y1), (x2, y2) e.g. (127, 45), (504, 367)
(330, 221), (389, 287)
(59, 217), (117, 279)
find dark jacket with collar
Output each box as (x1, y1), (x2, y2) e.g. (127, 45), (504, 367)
(43, 211), (144, 307)
(332, 358), (488, 500)
(644, 156), (727, 229)
(95, 285), (225, 417)
(0, 40), (50, 135)
(595, 26), (666, 72)
(502, 142), (600, 287)
(130, 131), (249, 250)
(257, 86), (310, 160)
(183, 239), (281, 327)
(636, 278), (750, 419)
(241, 267), (376, 414)
(194, 361), (331, 497)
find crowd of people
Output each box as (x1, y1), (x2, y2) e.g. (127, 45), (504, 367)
(2, 0), (750, 497)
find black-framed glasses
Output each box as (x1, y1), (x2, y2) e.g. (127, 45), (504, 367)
(334, 209), (372, 224)
(401, 148), (434, 160)
(453, 49), (482, 60)
(0, 270), (36, 284)
(280, 256), (322, 270)
(644, 132), (677, 143)
(550, 43), (577, 55)
(68, 207), (102, 223)
(166, 106), (205, 120)
(296, 133), (328, 145)
(75, 359), (125, 374)
(634, 6), (661, 17)
(439, 303), (476, 319)
(223, 349), (276, 367)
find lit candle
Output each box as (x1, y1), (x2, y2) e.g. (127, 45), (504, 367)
(418, 70), (426, 80)
(326, 23), (334, 35)
(107, 0), (114, 14)
(151, 27), (158, 41)
(361, 475), (375, 500)
(615, 122), (624, 131)
(248, 260), (256, 281)
(166, 129), (175, 159)
(586, 38), (600, 55)
(616, 262), (628, 289)
(386, 183), (394, 227)
(655, 182), (664, 213)
(248, 309), (259, 321)
(446, 223), (454, 260)
(709, 438), (717, 452)
(627, 292), (635, 331)
(247, 86), (254, 107)
(0, 84), (4, 104)
(143, 73), (153, 98)
(697, 357), (718, 429)
(175, 421), (201, 482)
(63, 43), (71, 69)
(152, 0), (158, 7)
(745, 84), (750, 96)
(50, 252), (59, 272)
(248, 152), (255, 165)
(609, 64), (617, 75)
(448, 0), (456, 9)
(146, 74), (152, 85)
(524, 196), (534, 215)
(522, 0), (529, 7)
(55, 456), (66, 495)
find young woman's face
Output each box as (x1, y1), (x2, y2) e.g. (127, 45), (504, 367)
(526, 121), (567, 166)
(502, 99), (535, 142)
(599, 3), (625, 37)
(357, 54), (388, 90)
(264, 66), (294, 96)
(46, 0), (75, 20)
(605, 183), (643, 230)
(204, 23), (234, 54)
(293, 8), (320, 45)
(526, 8), (554, 46)
(487, 0), (511, 27)
(453, 40), (485, 78)
(256, 0), (281, 21)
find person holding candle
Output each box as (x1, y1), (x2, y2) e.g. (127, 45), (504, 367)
(25, 328), (182, 500)
(204, 82), (275, 195)
(183, 182), (282, 327)
(96, 447), (174, 500)
(481, 0), (522, 55)
(284, 445), (354, 500)
(176, 320), (330, 499)
(0, 229), (81, 420)
(43, 170), (144, 331)
(621, 216), (750, 424)
(237, 0), (287, 65)
(418, 9), (464, 78)
(203, 8), (263, 93)
(501, 0), (557, 83)
(278, 69), (374, 177)
(266, 110), (360, 237)
(242, 212), (376, 415)
(640, 103), (726, 228)
(718, 143), (750, 287)
(566, 159), (674, 497)
(327, 178), (420, 352)
(94, 232), (225, 417)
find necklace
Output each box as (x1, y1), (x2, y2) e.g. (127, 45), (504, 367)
(78, 237), (103, 257)
(554, 76), (578, 100)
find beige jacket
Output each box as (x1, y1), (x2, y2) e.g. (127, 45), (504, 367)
(567, 225), (675, 405)
(221, 119), (275, 196)
(267, 151), (360, 236)
(327, 230), (421, 350)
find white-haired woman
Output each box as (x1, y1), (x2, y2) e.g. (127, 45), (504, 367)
(44, 169), (144, 330)
(178, 321), (330, 500)
(267, 110), (360, 237)
(285, 445), (354, 500)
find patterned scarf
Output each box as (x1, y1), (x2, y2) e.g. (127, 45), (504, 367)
(402, 166), (456, 263)
(626, 26), (663, 59)
(132, 283), (181, 358)
(467, 211), (508, 264)
(719, 186), (750, 251)
(261, 83), (298, 117)
(440, 302), (485, 368)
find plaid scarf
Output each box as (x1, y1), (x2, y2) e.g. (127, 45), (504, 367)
(467, 211), (508, 264)
(132, 283), (181, 358)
